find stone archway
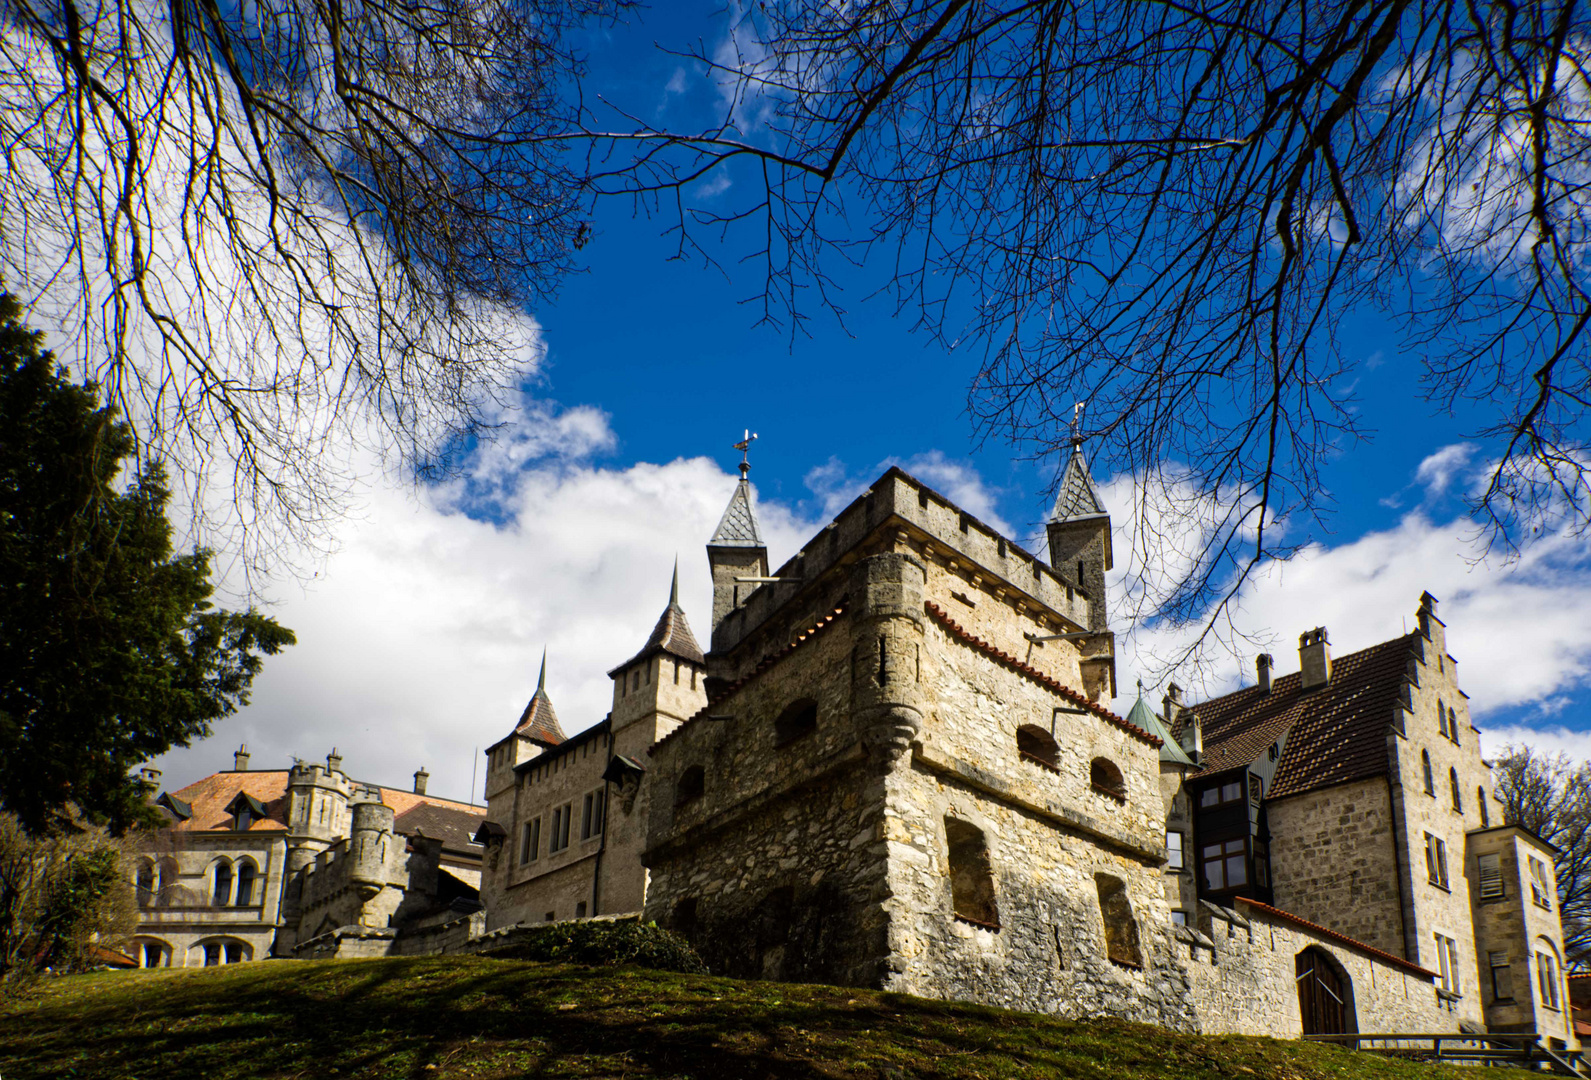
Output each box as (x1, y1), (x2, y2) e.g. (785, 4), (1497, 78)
(1296, 947), (1356, 1035)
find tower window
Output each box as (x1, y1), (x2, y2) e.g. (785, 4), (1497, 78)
(774, 700), (818, 746)
(1479, 787), (1490, 827)
(945, 818), (999, 928)
(1450, 768), (1463, 813)
(1017, 725), (1059, 771)
(675, 765), (705, 808)
(1090, 758), (1126, 801)
(1478, 852), (1504, 899)
(1422, 750), (1435, 795)
(1489, 951), (1513, 1001)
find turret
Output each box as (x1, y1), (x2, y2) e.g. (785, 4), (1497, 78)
(1046, 434), (1113, 633)
(483, 650), (565, 803)
(849, 544), (928, 768)
(707, 436), (769, 639)
(609, 561), (707, 732)
(348, 798), (396, 909)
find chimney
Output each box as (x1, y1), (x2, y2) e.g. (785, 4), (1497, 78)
(327, 747), (343, 773)
(1256, 653), (1274, 693)
(234, 744), (251, 771)
(413, 767), (430, 795)
(1299, 628), (1332, 689)
(138, 766), (162, 789)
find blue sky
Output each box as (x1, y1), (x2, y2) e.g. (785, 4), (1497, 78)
(144, 4), (1591, 804)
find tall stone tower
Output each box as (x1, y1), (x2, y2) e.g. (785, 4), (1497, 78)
(707, 454), (769, 641)
(1046, 437), (1113, 633)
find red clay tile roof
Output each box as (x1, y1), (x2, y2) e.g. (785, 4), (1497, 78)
(651, 604), (848, 754)
(1189, 633), (1417, 799)
(163, 770), (484, 837)
(925, 602), (1158, 747)
(1235, 897), (1437, 978)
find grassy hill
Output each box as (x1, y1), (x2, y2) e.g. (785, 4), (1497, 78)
(0, 956), (1520, 1080)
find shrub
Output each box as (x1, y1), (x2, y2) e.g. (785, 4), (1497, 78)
(480, 918), (706, 974)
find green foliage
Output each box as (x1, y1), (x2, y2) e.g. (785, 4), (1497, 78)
(0, 955), (1522, 1080)
(481, 918), (706, 974)
(0, 810), (136, 994)
(0, 293), (295, 834)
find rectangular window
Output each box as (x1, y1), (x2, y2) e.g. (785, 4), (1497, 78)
(1201, 838), (1247, 891)
(1530, 857), (1552, 909)
(1445, 937), (1462, 995)
(1437, 934), (1453, 994)
(1478, 852), (1505, 899)
(1198, 780), (1246, 808)
(1425, 833), (1449, 888)
(1539, 952), (1561, 1009)
(1254, 842), (1270, 889)
(521, 818), (541, 864)
(1248, 774), (1263, 803)
(1489, 951), (1513, 1001)
(1166, 831), (1184, 870)
(1170, 910), (1188, 926)
(550, 803), (572, 852)
(580, 789), (606, 840)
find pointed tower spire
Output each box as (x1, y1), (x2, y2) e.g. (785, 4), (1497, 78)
(708, 430), (770, 638)
(515, 648), (565, 745)
(670, 556), (680, 606)
(1045, 405), (1113, 633)
(1125, 681), (1195, 767)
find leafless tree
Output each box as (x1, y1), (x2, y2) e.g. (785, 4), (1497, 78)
(586, 0), (1591, 650)
(1494, 746), (1591, 966)
(0, 0), (617, 577)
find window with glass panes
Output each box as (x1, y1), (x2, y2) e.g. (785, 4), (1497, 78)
(1201, 838), (1247, 891)
(1166, 831), (1185, 870)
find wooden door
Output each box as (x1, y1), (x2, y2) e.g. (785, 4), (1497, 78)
(1297, 949), (1350, 1035)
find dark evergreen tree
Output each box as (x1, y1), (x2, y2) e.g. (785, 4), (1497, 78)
(0, 294), (294, 834)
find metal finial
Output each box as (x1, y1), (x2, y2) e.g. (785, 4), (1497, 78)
(1070, 401), (1086, 445)
(669, 557), (679, 606)
(537, 647), (547, 691)
(733, 429), (758, 477)
(1136, 677), (1144, 695)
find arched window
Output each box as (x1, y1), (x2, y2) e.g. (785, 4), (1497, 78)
(1422, 750), (1435, 795)
(774, 700), (818, 746)
(1536, 937), (1564, 1010)
(1479, 788), (1490, 828)
(1090, 758), (1126, 801)
(211, 859), (233, 907)
(675, 765), (705, 807)
(945, 818), (999, 928)
(1095, 874), (1143, 967)
(134, 938), (171, 968)
(1450, 768), (1463, 813)
(1017, 725), (1059, 771)
(135, 860), (156, 909)
(196, 937), (252, 967)
(234, 859), (258, 907)
(156, 858), (181, 907)
(1449, 708), (1460, 745)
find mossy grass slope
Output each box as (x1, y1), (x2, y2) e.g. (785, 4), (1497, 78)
(0, 955), (1519, 1080)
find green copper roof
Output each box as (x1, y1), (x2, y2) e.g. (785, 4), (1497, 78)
(1127, 689), (1195, 767)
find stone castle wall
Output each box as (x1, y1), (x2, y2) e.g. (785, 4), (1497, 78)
(1267, 778), (1405, 958)
(1182, 902), (1452, 1037)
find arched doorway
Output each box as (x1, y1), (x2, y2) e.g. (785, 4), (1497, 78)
(1296, 947), (1356, 1035)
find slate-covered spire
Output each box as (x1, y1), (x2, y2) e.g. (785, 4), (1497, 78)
(611, 560), (706, 673)
(515, 648), (566, 745)
(708, 430), (770, 636)
(1049, 441), (1109, 524)
(1045, 404), (1113, 633)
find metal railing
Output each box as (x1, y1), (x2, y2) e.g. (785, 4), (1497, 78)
(1303, 1032), (1586, 1076)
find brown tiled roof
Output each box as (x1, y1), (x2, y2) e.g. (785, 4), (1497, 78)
(162, 770), (484, 835)
(925, 602), (1158, 747)
(610, 602), (704, 673)
(1235, 897), (1436, 978)
(515, 688), (566, 745)
(393, 802), (485, 854)
(1189, 634), (1416, 799)
(652, 604), (848, 754)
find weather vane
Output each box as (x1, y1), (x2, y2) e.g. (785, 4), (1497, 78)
(733, 429), (758, 477)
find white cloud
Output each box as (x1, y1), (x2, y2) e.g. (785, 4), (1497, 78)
(1106, 468), (1591, 752)
(1480, 725), (1591, 765)
(1414, 443), (1477, 499)
(804, 451), (1011, 535)
(149, 418), (825, 804)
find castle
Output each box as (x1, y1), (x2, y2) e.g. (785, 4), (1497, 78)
(131, 747), (485, 967)
(133, 442), (1577, 1044)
